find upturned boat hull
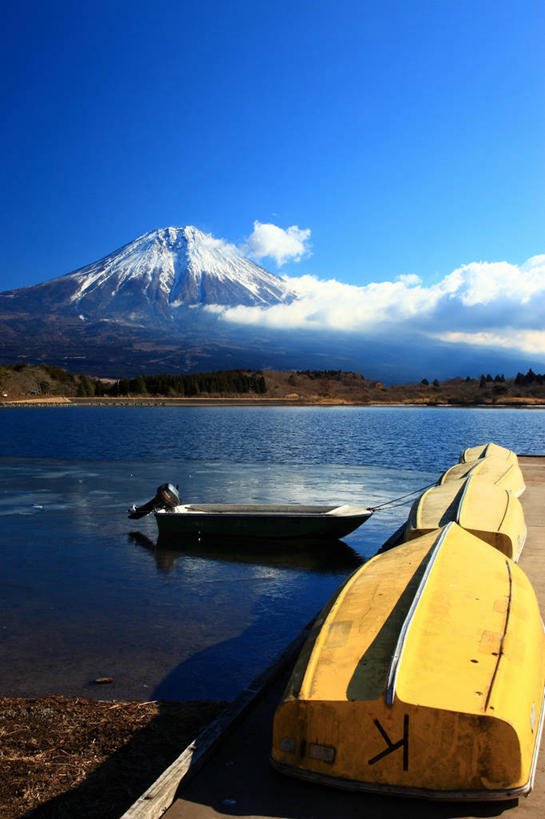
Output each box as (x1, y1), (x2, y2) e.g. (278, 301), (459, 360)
(404, 475), (526, 560)
(459, 442), (518, 465)
(439, 456), (525, 497)
(271, 523), (545, 799)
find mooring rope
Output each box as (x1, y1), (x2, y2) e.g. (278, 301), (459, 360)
(368, 480), (437, 512)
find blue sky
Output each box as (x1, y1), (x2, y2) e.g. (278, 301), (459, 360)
(1, 0), (543, 302)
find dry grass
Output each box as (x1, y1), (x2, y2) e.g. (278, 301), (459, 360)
(0, 695), (225, 819)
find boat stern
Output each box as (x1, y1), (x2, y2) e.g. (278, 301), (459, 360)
(271, 697), (531, 799)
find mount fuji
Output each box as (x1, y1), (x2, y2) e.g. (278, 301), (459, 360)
(0, 226), (351, 376)
(0, 227), (294, 320)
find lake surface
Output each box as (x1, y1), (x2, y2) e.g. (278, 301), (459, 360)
(1, 406), (544, 702)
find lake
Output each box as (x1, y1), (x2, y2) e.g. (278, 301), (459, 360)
(1, 405), (543, 702)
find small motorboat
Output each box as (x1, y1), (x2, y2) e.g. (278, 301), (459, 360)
(404, 475), (526, 560)
(271, 523), (545, 800)
(128, 484), (373, 541)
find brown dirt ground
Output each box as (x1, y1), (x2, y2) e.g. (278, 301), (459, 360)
(0, 696), (225, 819)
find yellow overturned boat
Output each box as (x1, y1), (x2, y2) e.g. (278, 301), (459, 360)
(459, 442), (518, 465)
(271, 523), (545, 800)
(438, 456), (525, 497)
(404, 476), (526, 560)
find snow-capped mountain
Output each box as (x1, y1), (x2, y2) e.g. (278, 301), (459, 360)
(0, 227), (293, 324)
(0, 226), (322, 376)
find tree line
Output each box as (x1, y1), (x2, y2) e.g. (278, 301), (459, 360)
(514, 368), (545, 386)
(3, 362), (545, 402)
(91, 369), (267, 397)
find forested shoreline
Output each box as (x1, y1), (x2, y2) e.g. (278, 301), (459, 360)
(2, 363), (545, 405)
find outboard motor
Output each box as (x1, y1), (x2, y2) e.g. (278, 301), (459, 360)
(128, 483), (180, 519)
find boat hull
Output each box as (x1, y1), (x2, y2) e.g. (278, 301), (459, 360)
(271, 524), (545, 799)
(459, 442), (518, 465)
(439, 456), (525, 497)
(155, 504), (373, 541)
(405, 475), (526, 560)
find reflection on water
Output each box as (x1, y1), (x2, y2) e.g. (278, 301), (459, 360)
(129, 531), (363, 574)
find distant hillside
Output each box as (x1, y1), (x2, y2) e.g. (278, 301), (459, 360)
(2, 364), (545, 406)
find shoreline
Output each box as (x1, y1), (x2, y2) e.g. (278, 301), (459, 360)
(2, 396), (545, 409)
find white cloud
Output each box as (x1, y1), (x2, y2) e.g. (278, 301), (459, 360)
(437, 260), (545, 306)
(243, 221), (311, 267)
(206, 254), (545, 357)
(435, 330), (545, 354)
(397, 273), (422, 286)
(212, 276), (437, 332)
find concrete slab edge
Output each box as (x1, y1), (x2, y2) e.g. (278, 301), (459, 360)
(120, 621), (313, 819)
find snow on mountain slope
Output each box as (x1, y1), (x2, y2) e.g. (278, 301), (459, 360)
(65, 226), (293, 312)
(0, 226), (304, 374)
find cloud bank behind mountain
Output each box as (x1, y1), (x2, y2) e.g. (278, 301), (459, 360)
(208, 254), (545, 360)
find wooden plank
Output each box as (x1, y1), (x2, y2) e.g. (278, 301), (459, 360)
(121, 623), (312, 819)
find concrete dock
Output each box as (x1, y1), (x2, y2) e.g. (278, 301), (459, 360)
(132, 456), (545, 819)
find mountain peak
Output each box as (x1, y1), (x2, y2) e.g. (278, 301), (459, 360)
(60, 225), (293, 313)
